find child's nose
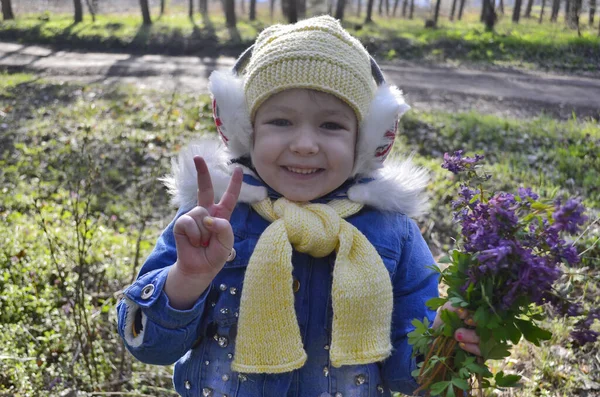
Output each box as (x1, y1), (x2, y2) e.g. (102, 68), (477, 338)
(290, 127), (319, 156)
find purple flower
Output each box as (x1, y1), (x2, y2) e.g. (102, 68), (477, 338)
(553, 198), (588, 235)
(517, 187), (539, 202)
(442, 150), (485, 174)
(571, 329), (600, 346)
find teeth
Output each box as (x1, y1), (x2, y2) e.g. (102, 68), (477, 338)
(286, 167), (320, 175)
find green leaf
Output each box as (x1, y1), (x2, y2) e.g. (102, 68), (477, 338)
(480, 338), (511, 360)
(446, 385), (456, 397)
(430, 381), (451, 395)
(426, 297), (448, 310)
(473, 306), (490, 328)
(495, 371), (522, 387)
(452, 377), (470, 390)
(514, 319), (552, 346)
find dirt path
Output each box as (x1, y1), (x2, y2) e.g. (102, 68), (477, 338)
(2, 42), (599, 120)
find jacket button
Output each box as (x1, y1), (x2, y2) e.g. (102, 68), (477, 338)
(293, 278), (300, 293)
(184, 380), (191, 390)
(238, 374), (247, 382)
(335, 393), (343, 397)
(323, 366), (329, 377)
(377, 385), (385, 393)
(140, 284), (154, 299)
(355, 374), (366, 385)
(222, 373), (230, 381)
(202, 388), (213, 396)
(216, 336), (229, 348)
(219, 283), (228, 291)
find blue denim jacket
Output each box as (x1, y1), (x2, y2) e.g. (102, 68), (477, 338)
(117, 177), (438, 397)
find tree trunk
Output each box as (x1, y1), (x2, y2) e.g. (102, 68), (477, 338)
(282, 0), (289, 18)
(457, 0), (466, 19)
(287, 0), (298, 22)
(589, 0), (595, 24)
(335, 0), (346, 18)
(450, 0), (457, 19)
(432, 0), (442, 25)
(189, 0), (194, 18)
(512, 0), (522, 22)
(539, 0), (546, 21)
(240, 0), (246, 15)
(224, 0), (237, 27)
(199, 0), (208, 16)
(1, 0), (15, 20)
(160, 0), (166, 15)
(402, 0), (409, 16)
(409, 0), (415, 18)
(250, 0), (257, 19)
(567, 0), (581, 27)
(480, 0), (486, 20)
(378, 0), (384, 15)
(270, 0), (275, 19)
(550, 0), (560, 21)
(524, 0), (534, 17)
(74, 0), (83, 23)
(298, 0), (306, 17)
(140, 0), (152, 24)
(498, 0), (504, 13)
(392, 0), (400, 15)
(365, 0), (375, 21)
(357, 0), (362, 16)
(483, 0), (496, 29)
(84, 0), (96, 21)
(385, 0), (390, 14)
(564, 0), (570, 21)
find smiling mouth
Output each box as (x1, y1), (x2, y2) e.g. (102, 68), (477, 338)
(284, 166), (323, 175)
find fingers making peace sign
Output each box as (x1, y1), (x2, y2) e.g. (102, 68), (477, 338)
(173, 156), (243, 278)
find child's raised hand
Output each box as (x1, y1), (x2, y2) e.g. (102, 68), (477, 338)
(432, 302), (482, 356)
(173, 156), (243, 278)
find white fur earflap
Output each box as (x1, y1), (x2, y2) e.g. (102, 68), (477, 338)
(160, 139), (268, 209)
(348, 156), (429, 217)
(353, 84), (410, 177)
(208, 70), (253, 159)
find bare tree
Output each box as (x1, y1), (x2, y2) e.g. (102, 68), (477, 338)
(457, 0), (466, 19)
(335, 0), (347, 19)
(567, 0), (581, 28)
(512, 0), (523, 22)
(392, 0), (400, 15)
(1, 0), (15, 20)
(199, 0), (208, 17)
(161, 0), (167, 15)
(378, 0), (384, 15)
(550, 0), (560, 21)
(140, 0), (152, 24)
(498, 0), (504, 13)
(74, 0), (83, 23)
(402, 0), (409, 16)
(539, 0), (546, 21)
(450, 0), (458, 19)
(524, 0), (534, 17)
(483, 0), (496, 29)
(365, 0), (375, 22)
(409, 0), (415, 18)
(84, 0), (96, 21)
(189, 0), (194, 18)
(250, 0), (257, 20)
(224, 0), (237, 26)
(298, 0), (306, 18)
(589, 0), (596, 24)
(429, 0), (442, 26)
(287, 0), (298, 22)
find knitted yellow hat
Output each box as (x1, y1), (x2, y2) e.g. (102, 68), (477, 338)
(241, 15), (378, 121)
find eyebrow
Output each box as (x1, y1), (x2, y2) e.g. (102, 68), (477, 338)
(263, 106), (354, 121)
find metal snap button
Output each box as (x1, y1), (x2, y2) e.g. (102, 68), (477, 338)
(293, 278), (300, 293)
(141, 284), (154, 299)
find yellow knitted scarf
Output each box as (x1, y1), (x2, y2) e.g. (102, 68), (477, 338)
(231, 198), (394, 374)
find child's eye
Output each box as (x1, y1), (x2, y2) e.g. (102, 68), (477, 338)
(268, 119), (291, 127)
(321, 122), (344, 130)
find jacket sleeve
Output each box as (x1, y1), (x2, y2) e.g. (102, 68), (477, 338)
(116, 208), (212, 365)
(381, 217), (439, 395)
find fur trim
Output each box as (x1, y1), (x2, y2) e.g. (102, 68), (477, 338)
(208, 70), (253, 159)
(163, 139), (428, 216)
(348, 156), (429, 217)
(123, 298), (147, 348)
(161, 139), (268, 209)
(353, 84), (410, 177)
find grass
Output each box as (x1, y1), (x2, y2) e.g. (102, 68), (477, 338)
(0, 7), (599, 72)
(0, 71), (598, 395)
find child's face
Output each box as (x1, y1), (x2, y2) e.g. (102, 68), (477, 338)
(251, 89), (358, 202)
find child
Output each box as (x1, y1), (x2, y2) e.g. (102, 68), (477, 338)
(117, 15), (480, 396)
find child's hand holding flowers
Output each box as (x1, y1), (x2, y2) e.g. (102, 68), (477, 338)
(408, 150), (595, 397)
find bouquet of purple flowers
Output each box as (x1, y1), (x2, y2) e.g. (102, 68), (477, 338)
(408, 151), (596, 396)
